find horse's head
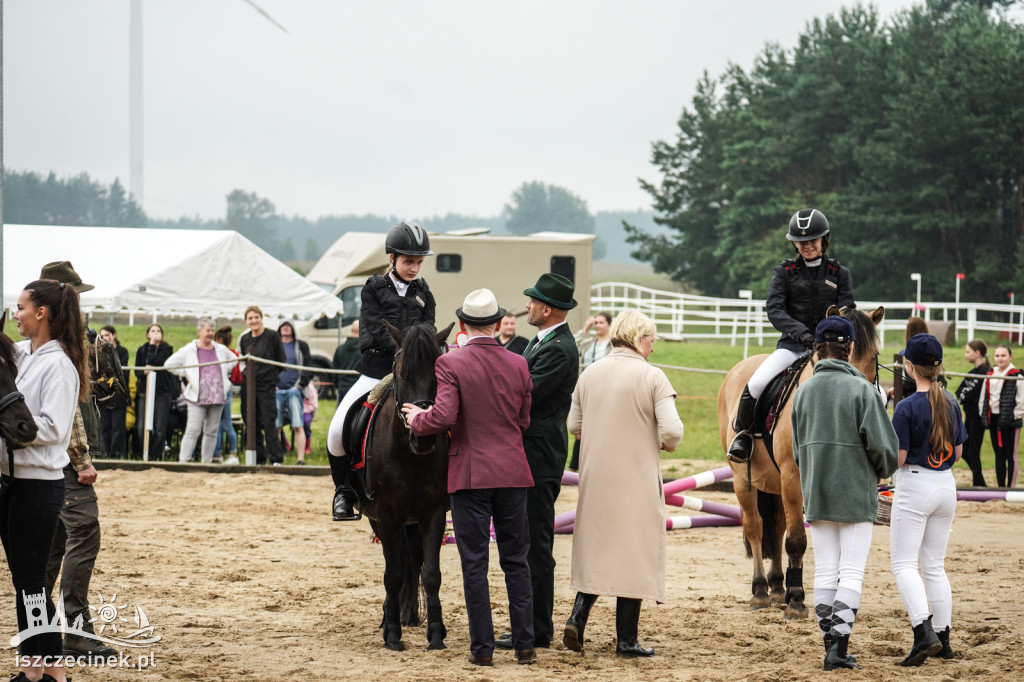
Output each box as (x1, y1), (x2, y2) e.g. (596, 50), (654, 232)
(830, 305), (884, 384)
(0, 314), (39, 448)
(386, 320), (455, 455)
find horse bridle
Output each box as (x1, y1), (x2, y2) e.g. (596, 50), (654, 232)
(392, 347), (440, 431)
(0, 390), (25, 415)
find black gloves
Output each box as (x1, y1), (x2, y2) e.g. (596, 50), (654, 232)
(799, 332), (815, 349)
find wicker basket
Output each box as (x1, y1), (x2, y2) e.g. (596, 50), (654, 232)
(876, 490), (894, 526)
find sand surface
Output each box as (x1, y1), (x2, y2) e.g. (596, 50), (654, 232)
(3, 462), (1022, 681)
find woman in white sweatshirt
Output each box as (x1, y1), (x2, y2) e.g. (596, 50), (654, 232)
(3, 279), (88, 682)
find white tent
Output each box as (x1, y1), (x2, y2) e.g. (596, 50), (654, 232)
(2, 224), (344, 320)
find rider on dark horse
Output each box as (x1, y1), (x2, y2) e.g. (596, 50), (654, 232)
(327, 221), (437, 520)
(728, 208), (855, 463)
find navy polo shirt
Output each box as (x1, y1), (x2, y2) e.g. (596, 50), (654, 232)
(892, 391), (968, 471)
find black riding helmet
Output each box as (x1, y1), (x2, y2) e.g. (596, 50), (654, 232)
(385, 221), (434, 257)
(787, 208), (830, 253)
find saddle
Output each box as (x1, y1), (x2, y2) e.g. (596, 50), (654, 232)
(341, 375), (394, 501)
(750, 353), (812, 470)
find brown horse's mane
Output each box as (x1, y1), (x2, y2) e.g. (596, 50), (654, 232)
(840, 307), (879, 363)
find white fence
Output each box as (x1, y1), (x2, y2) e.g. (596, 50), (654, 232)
(590, 282), (1024, 347)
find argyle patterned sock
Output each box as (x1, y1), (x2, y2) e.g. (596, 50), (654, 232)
(828, 587), (862, 637)
(814, 588), (837, 637)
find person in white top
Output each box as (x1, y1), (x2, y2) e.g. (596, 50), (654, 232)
(4, 279), (88, 682)
(978, 344), (1024, 487)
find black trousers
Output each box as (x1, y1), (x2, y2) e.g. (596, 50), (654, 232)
(989, 425), (1020, 488)
(46, 467), (101, 628)
(526, 477), (561, 645)
(99, 403), (128, 459)
(137, 392), (171, 460)
(450, 487), (534, 658)
(241, 383), (284, 464)
(0, 476), (65, 658)
(963, 412), (987, 487)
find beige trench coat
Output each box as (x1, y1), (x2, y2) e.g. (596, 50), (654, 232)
(567, 347), (683, 602)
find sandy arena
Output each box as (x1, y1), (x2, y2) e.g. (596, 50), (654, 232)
(2, 463), (1021, 681)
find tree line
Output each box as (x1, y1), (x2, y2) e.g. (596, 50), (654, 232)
(626, 0), (1024, 304)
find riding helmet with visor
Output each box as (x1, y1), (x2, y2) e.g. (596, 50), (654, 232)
(786, 209), (830, 242)
(385, 221), (434, 256)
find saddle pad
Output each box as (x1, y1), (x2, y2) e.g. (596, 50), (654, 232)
(368, 373), (393, 405)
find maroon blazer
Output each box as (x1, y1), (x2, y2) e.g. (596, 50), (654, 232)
(410, 336), (534, 493)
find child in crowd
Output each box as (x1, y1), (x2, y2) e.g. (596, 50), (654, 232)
(978, 344), (1024, 487)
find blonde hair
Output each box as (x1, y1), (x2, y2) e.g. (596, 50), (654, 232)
(609, 310), (655, 353)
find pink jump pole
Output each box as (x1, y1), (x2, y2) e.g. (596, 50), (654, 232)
(957, 490), (1024, 503)
(561, 471), (579, 486)
(666, 514), (741, 529)
(662, 466), (733, 497)
(664, 494), (742, 520)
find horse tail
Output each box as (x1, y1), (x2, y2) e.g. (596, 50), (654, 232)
(398, 523), (424, 626)
(756, 489), (783, 558)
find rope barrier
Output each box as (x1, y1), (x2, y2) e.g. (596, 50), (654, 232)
(123, 354), (358, 375)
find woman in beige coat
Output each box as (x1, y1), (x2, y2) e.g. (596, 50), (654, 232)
(564, 310), (684, 657)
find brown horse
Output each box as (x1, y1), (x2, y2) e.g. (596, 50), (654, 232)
(717, 306), (884, 619)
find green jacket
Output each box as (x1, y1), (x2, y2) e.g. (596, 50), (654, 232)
(523, 323), (579, 480)
(792, 359), (898, 523)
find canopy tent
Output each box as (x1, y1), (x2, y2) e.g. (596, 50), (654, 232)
(2, 224), (345, 320)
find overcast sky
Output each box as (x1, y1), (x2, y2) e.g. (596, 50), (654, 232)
(4, 0), (919, 221)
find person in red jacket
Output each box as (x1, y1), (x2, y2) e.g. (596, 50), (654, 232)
(978, 344), (1024, 487)
(403, 289), (536, 667)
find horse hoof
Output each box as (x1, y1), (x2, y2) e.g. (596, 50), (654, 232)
(384, 640), (405, 652)
(784, 605), (808, 620)
(427, 640), (446, 651)
(749, 597), (772, 611)
(770, 592), (786, 606)
(426, 622), (447, 650)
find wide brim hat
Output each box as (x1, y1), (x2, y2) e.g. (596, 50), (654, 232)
(900, 333), (943, 366)
(40, 260), (94, 293)
(523, 273), (577, 310)
(456, 288), (506, 326)
(814, 316), (856, 343)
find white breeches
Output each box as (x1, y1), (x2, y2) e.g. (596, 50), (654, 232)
(327, 374), (381, 458)
(748, 348), (803, 398)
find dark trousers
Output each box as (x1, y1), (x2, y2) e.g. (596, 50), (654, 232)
(136, 392), (171, 460)
(450, 487), (533, 658)
(963, 412), (987, 487)
(46, 467), (101, 628)
(98, 403), (128, 459)
(242, 383), (284, 464)
(989, 425), (1020, 488)
(0, 475), (65, 658)
(526, 477), (561, 645)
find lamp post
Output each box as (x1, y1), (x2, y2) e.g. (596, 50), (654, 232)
(910, 273), (922, 315)
(739, 289), (753, 359)
(955, 273), (965, 344)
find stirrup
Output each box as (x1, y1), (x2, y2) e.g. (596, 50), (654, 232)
(333, 485), (362, 521)
(728, 432), (753, 464)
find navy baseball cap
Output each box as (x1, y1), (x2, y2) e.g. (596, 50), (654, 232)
(814, 316), (856, 343)
(901, 333), (943, 366)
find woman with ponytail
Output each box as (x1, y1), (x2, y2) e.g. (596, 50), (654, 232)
(3, 279), (87, 682)
(890, 334), (967, 667)
(955, 339), (990, 486)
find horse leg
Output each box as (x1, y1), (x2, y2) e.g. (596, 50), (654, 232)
(399, 524), (424, 627)
(780, 470), (809, 620)
(377, 521), (406, 651)
(420, 508), (448, 650)
(736, 485), (771, 610)
(768, 495), (787, 607)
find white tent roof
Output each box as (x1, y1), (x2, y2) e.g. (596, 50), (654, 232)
(2, 224), (345, 320)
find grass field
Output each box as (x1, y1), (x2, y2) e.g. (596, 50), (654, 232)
(106, 321), (998, 475)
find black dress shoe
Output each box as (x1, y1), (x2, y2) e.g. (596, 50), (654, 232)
(467, 655), (493, 666)
(494, 633), (514, 649)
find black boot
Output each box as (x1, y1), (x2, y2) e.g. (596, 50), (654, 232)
(615, 598), (654, 658)
(933, 626), (954, 659)
(727, 387), (757, 463)
(823, 633), (857, 667)
(330, 455), (360, 521)
(824, 634), (861, 670)
(899, 615), (941, 666)
(563, 592), (598, 653)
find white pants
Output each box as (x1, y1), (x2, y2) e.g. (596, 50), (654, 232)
(810, 521), (874, 636)
(748, 348), (803, 398)
(890, 465), (956, 630)
(179, 403), (225, 463)
(327, 374), (380, 458)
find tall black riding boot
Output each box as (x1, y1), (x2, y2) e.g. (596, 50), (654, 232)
(330, 454), (360, 521)
(899, 615), (941, 666)
(933, 626), (954, 659)
(615, 598), (654, 658)
(563, 592), (598, 653)
(727, 387), (757, 463)
(824, 634), (861, 670)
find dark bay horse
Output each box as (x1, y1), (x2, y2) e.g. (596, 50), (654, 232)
(717, 307), (883, 619)
(354, 321), (454, 651)
(0, 314), (40, 449)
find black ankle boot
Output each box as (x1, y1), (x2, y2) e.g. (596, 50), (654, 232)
(563, 592), (598, 653)
(331, 456), (360, 521)
(824, 634), (861, 670)
(615, 598), (654, 658)
(823, 633), (857, 667)
(899, 615), (942, 666)
(933, 626), (954, 659)
(727, 387), (757, 463)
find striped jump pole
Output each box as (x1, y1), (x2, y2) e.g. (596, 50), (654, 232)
(662, 466), (733, 496)
(557, 514), (741, 534)
(664, 493), (742, 520)
(957, 490), (1024, 503)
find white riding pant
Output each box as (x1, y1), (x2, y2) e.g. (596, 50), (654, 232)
(327, 374), (381, 458)
(810, 521), (874, 635)
(890, 465), (956, 630)
(748, 348), (803, 398)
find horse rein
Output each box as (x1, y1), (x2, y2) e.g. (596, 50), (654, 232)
(392, 342), (447, 431)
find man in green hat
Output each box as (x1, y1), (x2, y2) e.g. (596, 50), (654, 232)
(496, 273), (579, 650)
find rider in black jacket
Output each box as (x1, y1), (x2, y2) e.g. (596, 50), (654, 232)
(728, 209), (855, 463)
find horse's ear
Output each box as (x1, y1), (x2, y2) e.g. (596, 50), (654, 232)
(383, 320), (404, 346)
(0, 312), (5, 334)
(436, 322), (455, 346)
(825, 305), (840, 318)
(868, 306), (885, 326)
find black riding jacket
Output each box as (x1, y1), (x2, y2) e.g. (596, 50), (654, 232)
(766, 256), (854, 352)
(354, 273), (437, 379)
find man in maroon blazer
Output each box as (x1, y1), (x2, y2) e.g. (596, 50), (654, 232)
(402, 289), (536, 667)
